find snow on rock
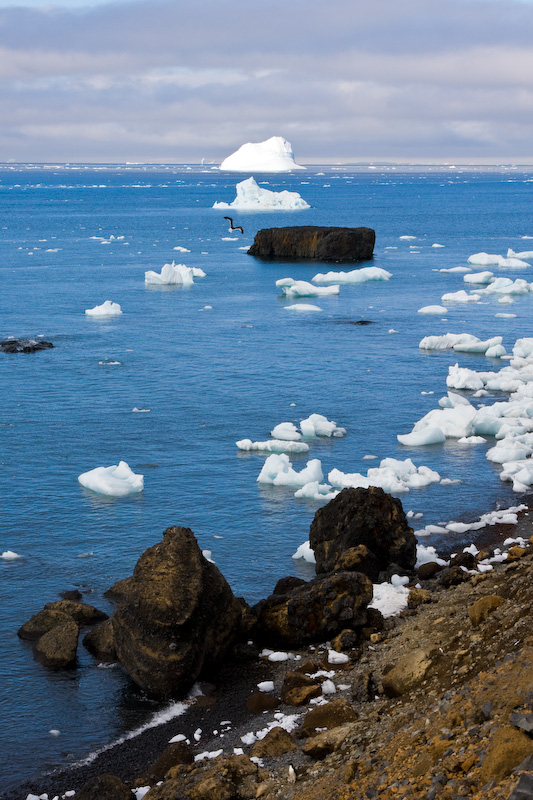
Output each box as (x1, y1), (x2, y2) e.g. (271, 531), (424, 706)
(312, 266), (392, 284)
(213, 177), (309, 211)
(78, 460), (144, 497)
(257, 454), (324, 488)
(276, 278), (339, 298)
(299, 413), (346, 438)
(417, 305), (448, 315)
(219, 136), (306, 172)
(145, 262), (205, 286)
(468, 252), (530, 268)
(236, 438), (309, 454)
(328, 457), (440, 495)
(85, 300), (122, 317)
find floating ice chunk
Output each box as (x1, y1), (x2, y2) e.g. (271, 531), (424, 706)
(507, 248), (533, 260)
(453, 336), (503, 354)
(498, 296), (515, 304)
(312, 267), (392, 284)
(292, 540), (316, 563)
(446, 364), (485, 391)
(487, 441), (532, 463)
(495, 313), (517, 318)
(173, 245), (191, 253)
(485, 344), (507, 358)
(219, 136), (305, 172)
(399, 235), (416, 240)
(417, 305), (448, 315)
(478, 277), (532, 296)
(270, 422), (301, 441)
(397, 427), (446, 446)
(1, 550), (22, 560)
(284, 304), (322, 312)
(145, 262), (205, 285)
(439, 266), (472, 273)
(257, 454), (323, 488)
(458, 435), (487, 443)
(276, 278), (339, 298)
(78, 461), (144, 497)
(420, 333), (481, 351)
(467, 252), (530, 268)
(407, 398), (476, 439)
(513, 338), (533, 358)
(294, 481), (339, 501)
(236, 438), (309, 454)
(432, 243), (445, 248)
(213, 177), (309, 211)
(369, 581), (409, 617)
(85, 300), (122, 316)
(329, 457), (440, 494)
(463, 271), (494, 284)
(441, 290), (480, 303)
(299, 413), (346, 438)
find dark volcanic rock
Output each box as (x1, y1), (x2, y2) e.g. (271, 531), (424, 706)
(0, 338), (53, 353)
(33, 617), (80, 668)
(74, 774), (134, 800)
(253, 570), (373, 648)
(248, 226), (375, 261)
(309, 487), (416, 579)
(18, 608), (73, 641)
(111, 526), (243, 699)
(83, 619), (117, 662)
(44, 600), (108, 625)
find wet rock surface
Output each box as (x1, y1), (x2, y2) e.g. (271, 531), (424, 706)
(0, 337), (54, 353)
(247, 226), (375, 262)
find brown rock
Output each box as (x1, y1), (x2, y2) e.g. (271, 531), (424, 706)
(111, 526), (242, 699)
(300, 698), (358, 737)
(309, 487), (416, 579)
(437, 566), (469, 588)
(334, 545), (379, 577)
(281, 671), (321, 706)
(74, 774), (134, 800)
(481, 725), (533, 781)
(468, 595), (504, 627)
(408, 588), (431, 609)
(82, 619), (117, 661)
(246, 692), (280, 713)
(302, 722), (358, 758)
(331, 628), (359, 651)
(381, 648), (433, 697)
(33, 617), (80, 668)
(137, 742), (194, 783)
(144, 754), (263, 800)
(17, 608), (73, 641)
(417, 561), (444, 580)
(250, 726), (297, 758)
(44, 600), (108, 625)
(508, 545), (527, 560)
(247, 226), (375, 262)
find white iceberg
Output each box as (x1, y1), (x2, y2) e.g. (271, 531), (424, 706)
(270, 422), (301, 441)
(397, 427), (446, 447)
(419, 333), (503, 355)
(299, 413), (346, 438)
(467, 252), (530, 268)
(236, 438), (309, 454)
(257, 454), (323, 488)
(85, 300), (122, 317)
(276, 278), (339, 298)
(417, 305), (448, 315)
(145, 262), (205, 286)
(283, 304), (322, 312)
(441, 290), (480, 303)
(219, 136), (305, 172)
(213, 177), (309, 211)
(328, 457), (440, 495)
(312, 267), (392, 284)
(1, 550), (22, 560)
(463, 271), (494, 285)
(78, 461), (144, 497)
(507, 248), (533, 260)
(294, 481), (339, 501)
(292, 540), (316, 563)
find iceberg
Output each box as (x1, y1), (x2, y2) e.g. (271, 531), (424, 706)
(85, 300), (122, 317)
(219, 136), (305, 172)
(441, 290), (480, 303)
(467, 252), (530, 268)
(312, 267), (392, 284)
(276, 278), (339, 298)
(417, 305), (448, 315)
(328, 457), (441, 495)
(283, 304), (322, 312)
(213, 177), (309, 211)
(463, 271), (494, 285)
(270, 422), (301, 441)
(78, 460), (144, 497)
(419, 333), (503, 355)
(236, 438), (309, 454)
(257, 454), (324, 488)
(145, 262), (206, 286)
(507, 248), (533, 260)
(299, 413), (346, 438)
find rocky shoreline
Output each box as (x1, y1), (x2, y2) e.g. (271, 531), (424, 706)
(7, 492), (533, 800)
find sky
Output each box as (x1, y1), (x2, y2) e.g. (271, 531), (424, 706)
(0, 0), (532, 164)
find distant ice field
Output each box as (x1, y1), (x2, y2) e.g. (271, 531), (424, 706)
(1, 163), (533, 790)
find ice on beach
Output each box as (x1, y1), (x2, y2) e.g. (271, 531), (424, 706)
(369, 580), (410, 617)
(441, 290), (480, 303)
(270, 422), (301, 441)
(213, 177), (309, 211)
(291, 540), (316, 563)
(78, 460), (144, 497)
(236, 438), (309, 454)
(145, 261), (206, 286)
(257, 454), (323, 488)
(312, 267), (392, 284)
(284, 304), (322, 312)
(467, 252), (530, 268)
(418, 305), (448, 315)
(85, 300), (122, 316)
(276, 278), (339, 298)
(300, 413), (346, 438)
(328, 649), (350, 665)
(1, 550), (22, 560)
(329, 457), (441, 495)
(416, 544), (448, 568)
(219, 136), (305, 172)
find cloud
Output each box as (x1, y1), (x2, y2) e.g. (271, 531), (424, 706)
(0, 0), (532, 162)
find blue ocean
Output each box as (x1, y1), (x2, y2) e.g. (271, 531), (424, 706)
(1, 163), (532, 790)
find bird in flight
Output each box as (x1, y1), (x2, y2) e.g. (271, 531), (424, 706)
(223, 216), (244, 234)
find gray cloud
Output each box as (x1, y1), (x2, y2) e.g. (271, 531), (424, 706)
(0, 0), (532, 162)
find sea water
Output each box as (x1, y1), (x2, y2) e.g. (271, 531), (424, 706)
(1, 163), (532, 790)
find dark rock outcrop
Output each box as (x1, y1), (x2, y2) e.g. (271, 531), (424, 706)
(0, 338), (53, 353)
(248, 226), (375, 261)
(33, 617), (80, 668)
(83, 619), (117, 662)
(44, 600), (108, 625)
(74, 774), (134, 800)
(111, 526), (243, 699)
(18, 609), (73, 641)
(253, 570), (373, 648)
(309, 487), (416, 580)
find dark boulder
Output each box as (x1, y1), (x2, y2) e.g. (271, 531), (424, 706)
(33, 617), (79, 668)
(248, 226), (375, 262)
(0, 338), (53, 353)
(18, 608), (73, 641)
(309, 487), (416, 580)
(74, 774), (134, 800)
(111, 526), (243, 699)
(82, 618), (117, 662)
(44, 600), (108, 625)
(253, 570), (372, 648)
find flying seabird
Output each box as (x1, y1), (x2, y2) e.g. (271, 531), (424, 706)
(223, 216), (244, 234)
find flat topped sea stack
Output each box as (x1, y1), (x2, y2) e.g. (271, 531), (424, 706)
(248, 226), (375, 262)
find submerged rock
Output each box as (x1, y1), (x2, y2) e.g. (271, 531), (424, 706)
(111, 526), (243, 699)
(248, 226), (375, 262)
(309, 486), (416, 580)
(0, 338), (53, 353)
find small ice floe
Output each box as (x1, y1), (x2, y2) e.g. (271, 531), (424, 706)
(213, 176), (309, 211)
(414, 504), (526, 538)
(236, 439), (309, 454)
(257, 454), (323, 488)
(507, 248), (533, 260)
(300, 413), (346, 438)
(85, 300), (122, 317)
(468, 252), (530, 268)
(439, 266), (472, 273)
(173, 245), (191, 253)
(312, 266), (392, 284)
(328, 457), (441, 495)
(276, 278), (339, 298)
(441, 290), (480, 303)
(463, 271), (494, 285)
(271, 422), (301, 441)
(145, 262), (205, 286)
(99, 360), (121, 366)
(432, 243), (445, 248)
(477, 277), (532, 297)
(291, 540), (316, 563)
(132, 407), (151, 413)
(294, 481), (339, 501)
(49, 729), (60, 736)
(495, 312), (517, 318)
(419, 333), (504, 356)
(284, 304), (322, 312)
(78, 461), (144, 497)
(1, 550), (22, 560)
(399, 235), (416, 240)
(417, 305), (448, 315)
